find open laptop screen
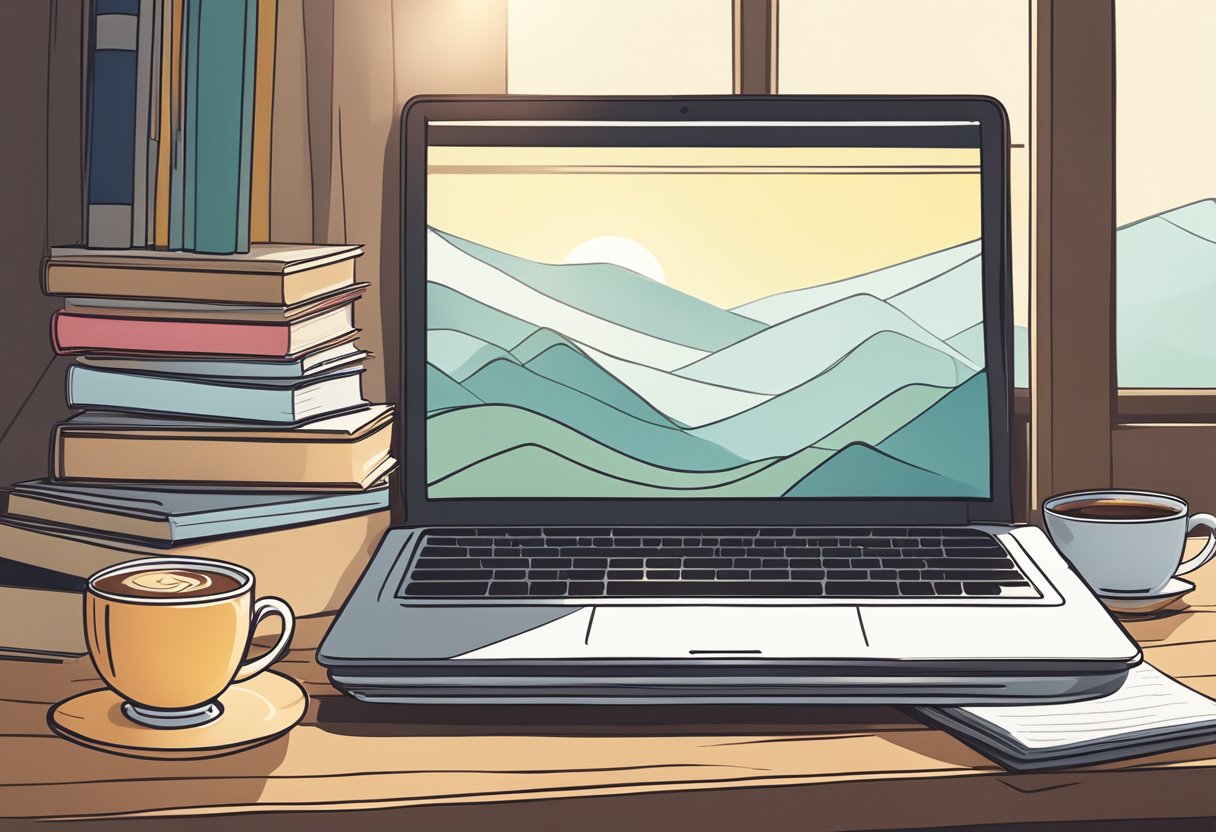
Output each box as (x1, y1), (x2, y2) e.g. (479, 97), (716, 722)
(423, 118), (989, 501)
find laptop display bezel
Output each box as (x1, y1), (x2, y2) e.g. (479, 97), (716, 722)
(400, 95), (1013, 527)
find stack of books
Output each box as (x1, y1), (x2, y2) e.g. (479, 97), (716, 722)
(0, 244), (396, 637)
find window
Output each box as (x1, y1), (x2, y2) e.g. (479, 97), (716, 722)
(776, 0), (1032, 387)
(1116, 0), (1216, 389)
(507, 0), (733, 94)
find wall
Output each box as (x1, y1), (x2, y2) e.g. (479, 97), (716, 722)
(0, 2), (87, 491)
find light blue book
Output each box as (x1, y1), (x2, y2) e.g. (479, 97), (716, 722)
(9, 480), (389, 544)
(67, 365), (367, 423)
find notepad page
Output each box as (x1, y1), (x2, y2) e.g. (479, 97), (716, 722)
(956, 664), (1216, 750)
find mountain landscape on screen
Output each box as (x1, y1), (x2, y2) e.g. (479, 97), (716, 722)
(425, 227), (991, 499)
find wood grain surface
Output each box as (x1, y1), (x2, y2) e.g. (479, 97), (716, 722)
(3, 556), (1215, 831)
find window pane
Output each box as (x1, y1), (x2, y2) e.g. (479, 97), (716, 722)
(777, 0), (1031, 387)
(1116, 0), (1216, 388)
(507, 0), (733, 94)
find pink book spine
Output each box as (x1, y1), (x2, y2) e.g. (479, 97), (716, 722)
(51, 310), (289, 357)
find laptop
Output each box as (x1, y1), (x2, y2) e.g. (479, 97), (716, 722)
(319, 95), (1140, 705)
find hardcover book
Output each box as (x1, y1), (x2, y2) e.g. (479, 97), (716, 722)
(65, 364), (367, 422)
(52, 304), (356, 357)
(7, 479), (390, 544)
(44, 243), (362, 304)
(52, 404), (394, 487)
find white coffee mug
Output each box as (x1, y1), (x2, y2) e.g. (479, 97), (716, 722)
(1043, 489), (1216, 595)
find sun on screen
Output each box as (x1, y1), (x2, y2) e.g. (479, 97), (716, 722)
(563, 236), (667, 284)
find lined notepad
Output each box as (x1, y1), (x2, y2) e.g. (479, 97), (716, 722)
(916, 664), (1216, 771)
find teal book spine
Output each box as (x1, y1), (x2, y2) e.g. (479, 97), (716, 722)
(182, 0), (256, 254)
(170, 0), (201, 250)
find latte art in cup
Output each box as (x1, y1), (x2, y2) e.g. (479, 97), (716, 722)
(122, 569), (213, 594)
(92, 566), (244, 600)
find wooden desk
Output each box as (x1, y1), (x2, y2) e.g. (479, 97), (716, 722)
(4, 559), (1216, 831)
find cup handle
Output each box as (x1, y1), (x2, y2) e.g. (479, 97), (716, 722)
(234, 597), (295, 683)
(1177, 513), (1216, 577)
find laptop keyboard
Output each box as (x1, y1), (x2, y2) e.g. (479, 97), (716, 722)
(399, 527), (1038, 600)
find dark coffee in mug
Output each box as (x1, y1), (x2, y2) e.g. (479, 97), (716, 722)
(92, 567), (244, 599)
(1053, 498), (1178, 521)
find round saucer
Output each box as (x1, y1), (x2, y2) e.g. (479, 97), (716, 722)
(48, 671), (307, 760)
(1098, 577), (1195, 615)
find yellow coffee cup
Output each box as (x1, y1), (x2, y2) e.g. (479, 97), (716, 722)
(85, 556), (294, 728)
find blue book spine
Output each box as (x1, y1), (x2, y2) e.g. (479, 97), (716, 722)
(86, 0), (143, 248)
(183, 0), (257, 254)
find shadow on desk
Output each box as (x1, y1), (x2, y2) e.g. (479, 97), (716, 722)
(314, 698), (919, 738)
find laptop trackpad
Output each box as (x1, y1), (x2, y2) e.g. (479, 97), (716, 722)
(589, 606), (866, 658)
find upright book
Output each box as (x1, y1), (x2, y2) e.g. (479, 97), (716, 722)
(85, 0), (146, 247)
(181, 0), (258, 253)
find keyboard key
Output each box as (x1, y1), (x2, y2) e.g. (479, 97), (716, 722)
(412, 557), (471, 570)
(964, 583), (1003, 596)
(826, 581), (898, 597)
(405, 581), (488, 597)
(569, 581), (605, 596)
(899, 581), (935, 596)
(488, 582), (528, 596)
(529, 581), (568, 596)
(607, 581), (824, 597)
(791, 569), (826, 580)
(925, 557), (1012, 570)
(646, 557), (681, 569)
(607, 569), (643, 580)
(825, 569), (866, 580)
(934, 581), (963, 595)
(533, 557), (571, 569)
(561, 569), (607, 581)
(481, 557), (529, 569)
(945, 569), (1025, 582)
(411, 568), (492, 582)
(752, 569), (790, 580)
